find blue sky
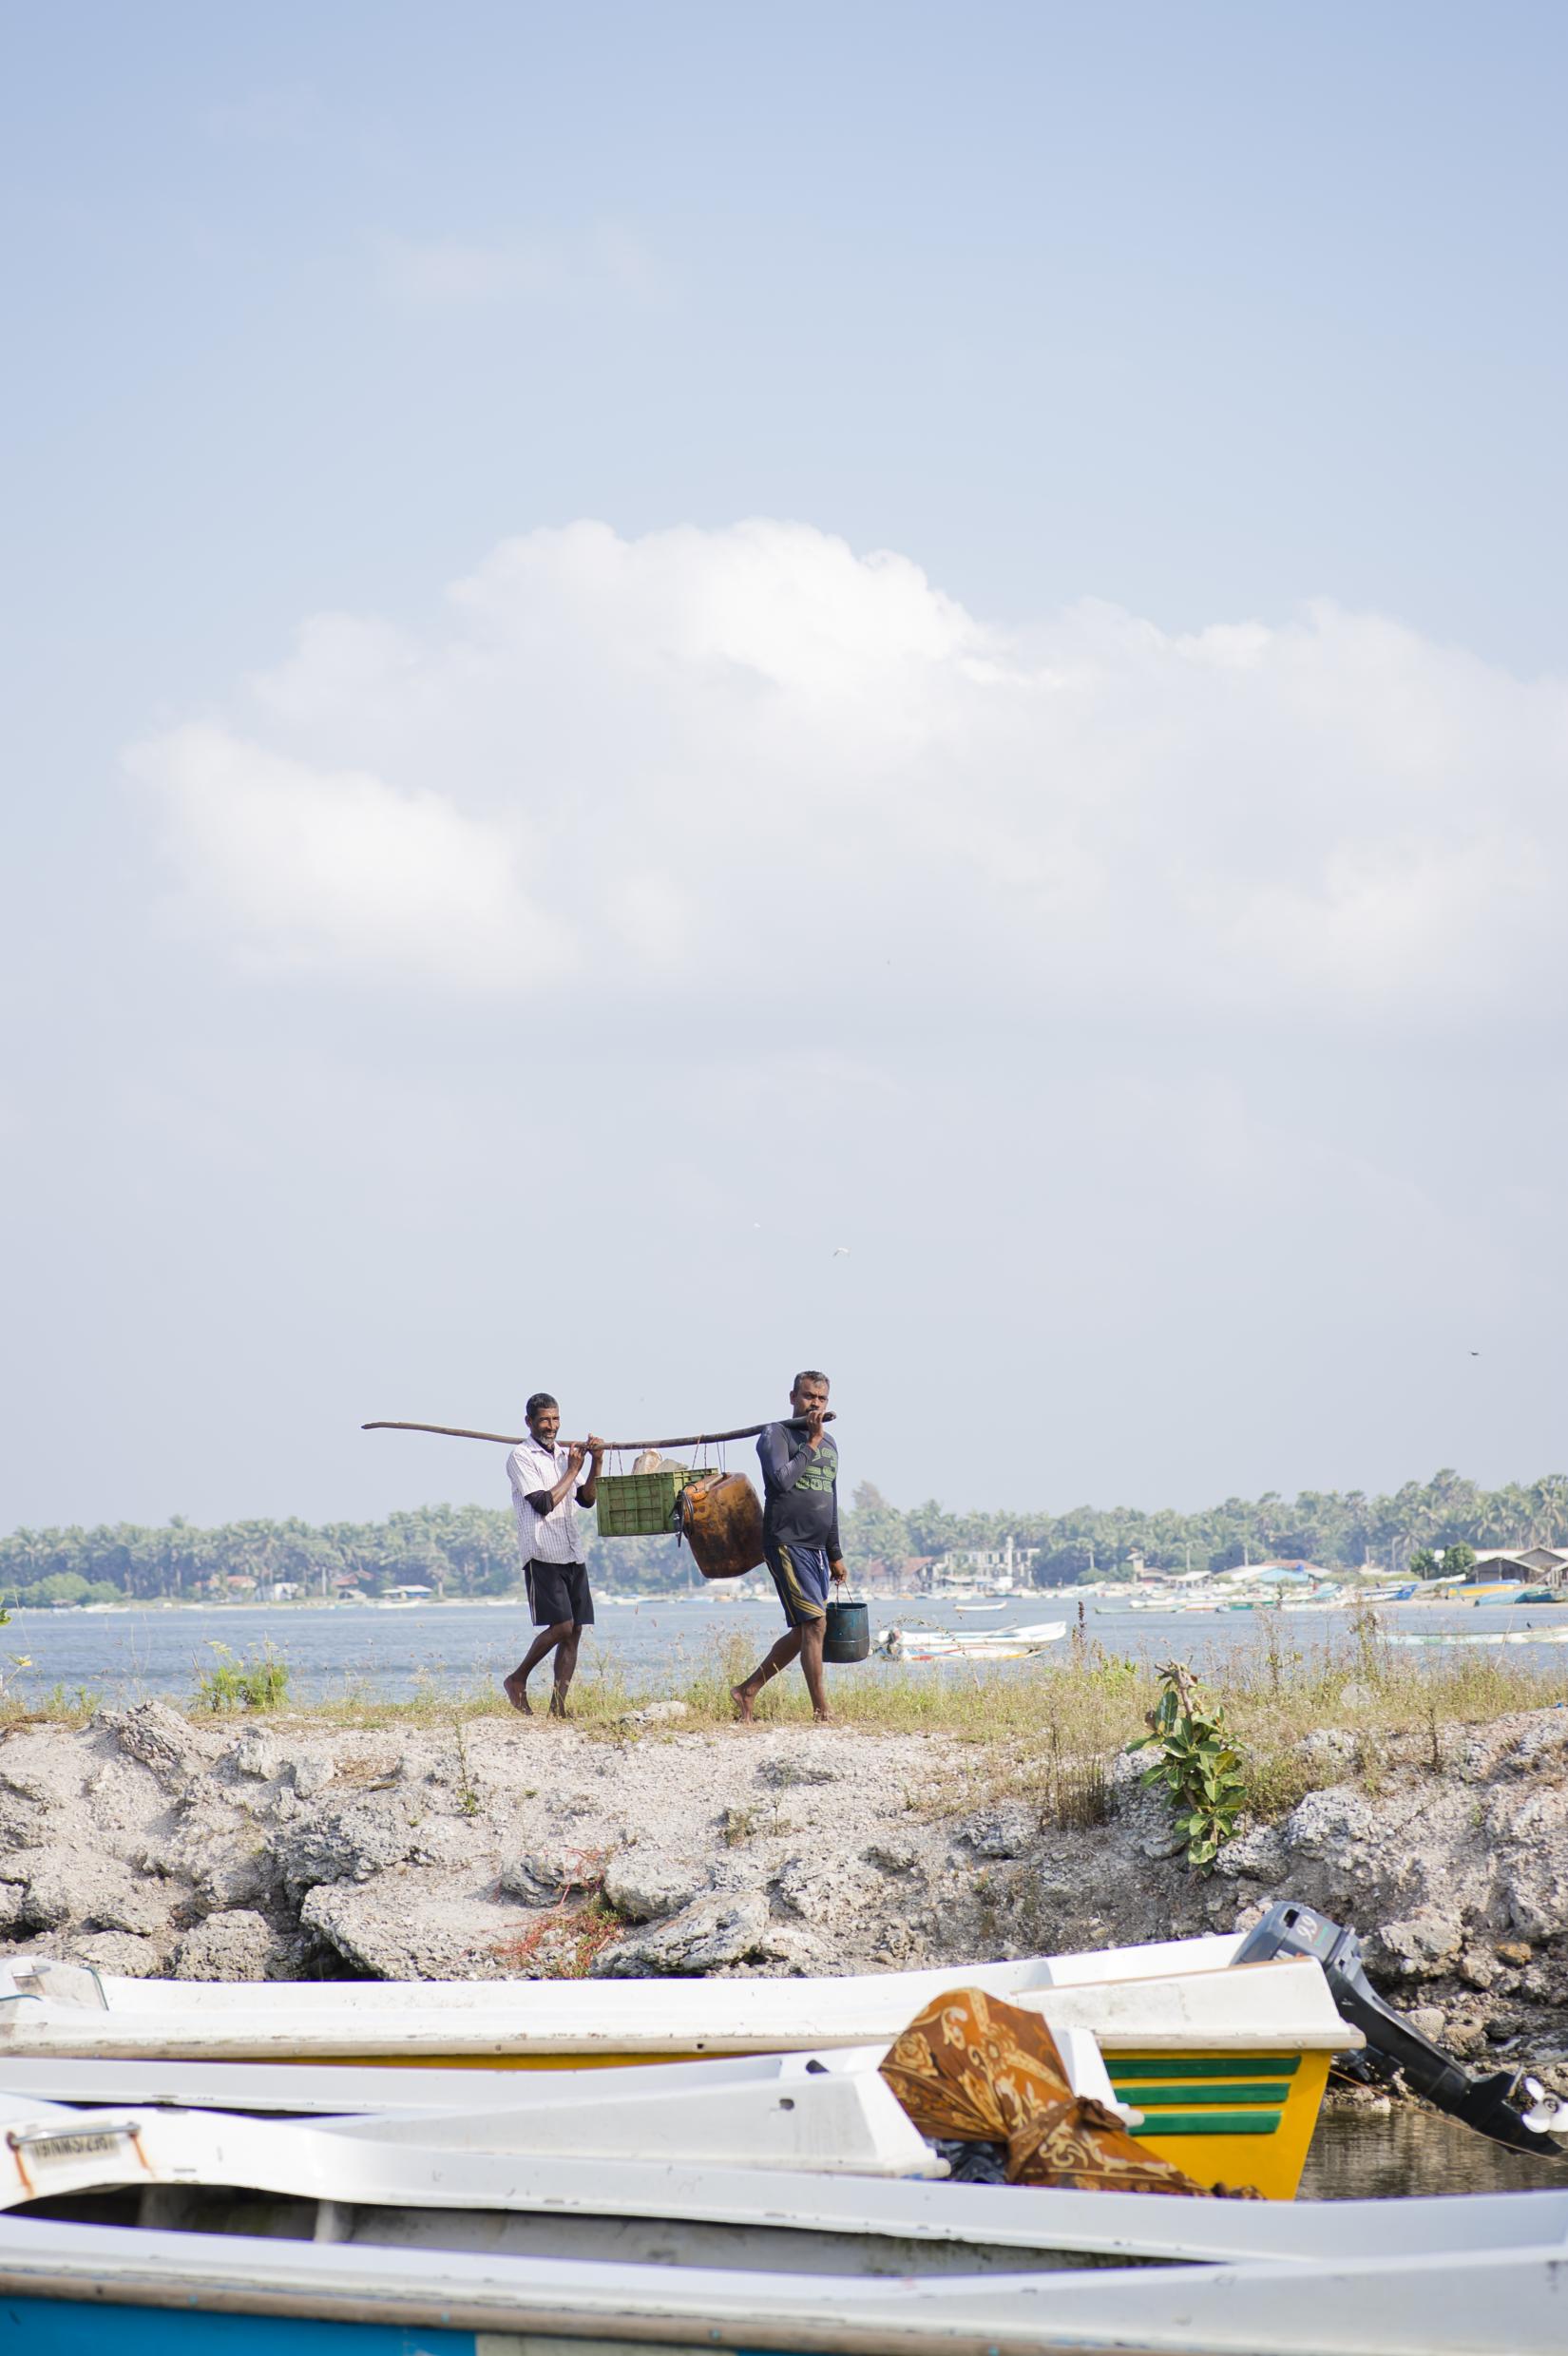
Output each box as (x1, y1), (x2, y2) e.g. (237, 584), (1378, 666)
(5, 4), (1567, 1530)
(12, 4), (1568, 683)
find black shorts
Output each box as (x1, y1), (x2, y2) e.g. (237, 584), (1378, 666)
(765, 1538), (832, 1627)
(526, 1561), (594, 1628)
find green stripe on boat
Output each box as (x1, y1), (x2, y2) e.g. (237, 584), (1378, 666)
(1118, 2082), (1292, 2106)
(1107, 2055), (1300, 2080)
(1136, 2110), (1283, 2136)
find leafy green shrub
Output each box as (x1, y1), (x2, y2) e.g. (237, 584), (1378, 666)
(191, 1641), (290, 1713)
(1128, 1658), (1247, 1871)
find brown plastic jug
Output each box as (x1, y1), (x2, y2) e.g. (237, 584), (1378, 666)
(677, 1474), (765, 1580)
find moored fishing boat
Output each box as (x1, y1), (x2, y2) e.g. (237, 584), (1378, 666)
(6, 2084), (1568, 2274)
(0, 2082), (1312, 2272)
(11, 1904), (1562, 2197)
(3, 2211), (1568, 2355)
(2, 1936), (1352, 2198)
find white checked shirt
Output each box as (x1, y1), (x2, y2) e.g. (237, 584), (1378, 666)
(507, 1438), (589, 1566)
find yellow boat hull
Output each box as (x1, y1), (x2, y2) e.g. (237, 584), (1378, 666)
(1104, 2046), (1330, 2200)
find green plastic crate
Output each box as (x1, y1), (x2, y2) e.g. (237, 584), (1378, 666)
(596, 1467), (717, 1538)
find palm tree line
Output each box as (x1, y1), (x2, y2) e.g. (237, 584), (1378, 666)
(2, 1467), (1564, 1607)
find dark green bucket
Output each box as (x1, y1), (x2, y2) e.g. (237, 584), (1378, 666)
(823, 1596), (870, 1662)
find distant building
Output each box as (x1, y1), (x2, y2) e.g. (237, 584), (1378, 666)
(929, 1538), (1040, 1595)
(1463, 1547), (1568, 1589)
(856, 1556), (935, 1592)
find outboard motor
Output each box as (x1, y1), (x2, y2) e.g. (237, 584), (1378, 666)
(1235, 1899), (1568, 2157)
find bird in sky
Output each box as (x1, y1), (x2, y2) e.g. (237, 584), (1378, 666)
(832, 1245), (851, 1256)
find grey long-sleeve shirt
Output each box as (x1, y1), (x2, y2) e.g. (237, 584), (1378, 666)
(757, 1422), (841, 1560)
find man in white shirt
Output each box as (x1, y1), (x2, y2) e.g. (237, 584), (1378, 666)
(503, 1391), (605, 1716)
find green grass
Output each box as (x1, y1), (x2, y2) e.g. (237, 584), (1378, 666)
(189, 1641), (291, 1714)
(648, 1613), (1568, 1833)
(0, 1679), (102, 1731)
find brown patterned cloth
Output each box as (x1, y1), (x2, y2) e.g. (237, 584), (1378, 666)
(879, 1986), (1260, 2198)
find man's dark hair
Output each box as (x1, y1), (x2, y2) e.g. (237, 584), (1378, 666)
(526, 1392), (559, 1421)
(793, 1369), (830, 1390)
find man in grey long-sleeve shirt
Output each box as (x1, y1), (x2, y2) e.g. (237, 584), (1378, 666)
(732, 1370), (847, 1723)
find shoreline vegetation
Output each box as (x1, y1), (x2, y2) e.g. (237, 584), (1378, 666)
(4, 1465), (1568, 1612)
(7, 1615), (1568, 1828)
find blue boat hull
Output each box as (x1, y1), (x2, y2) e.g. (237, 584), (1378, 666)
(2, 2303), (478, 2356)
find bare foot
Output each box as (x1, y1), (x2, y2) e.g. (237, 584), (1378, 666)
(503, 1673), (531, 1715)
(731, 1682), (757, 1724)
(549, 1690), (570, 1719)
(813, 1710), (833, 1725)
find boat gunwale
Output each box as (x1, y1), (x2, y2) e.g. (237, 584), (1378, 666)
(0, 2024), (1365, 2057)
(1, 1938), (1253, 2016)
(0, 1956), (1363, 2059)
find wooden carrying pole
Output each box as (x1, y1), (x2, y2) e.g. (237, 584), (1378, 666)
(362, 1415), (834, 1449)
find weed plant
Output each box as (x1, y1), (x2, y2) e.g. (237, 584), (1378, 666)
(189, 1641), (291, 1714)
(488, 1894), (623, 1979)
(1129, 1661), (1248, 1869)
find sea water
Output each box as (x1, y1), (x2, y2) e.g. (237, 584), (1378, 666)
(1303, 2108), (1566, 2198)
(4, 1594), (1563, 1706)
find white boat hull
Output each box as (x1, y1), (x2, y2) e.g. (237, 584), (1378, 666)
(4, 2212), (1568, 2354)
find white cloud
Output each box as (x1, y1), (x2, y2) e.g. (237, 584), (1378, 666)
(130, 520), (1568, 1034)
(128, 724), (566, 990)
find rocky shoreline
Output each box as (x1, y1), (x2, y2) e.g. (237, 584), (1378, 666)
(2, 1700), (1566, 2089)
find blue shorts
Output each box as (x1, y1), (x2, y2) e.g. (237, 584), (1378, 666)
(765, 1539), (832, 1627)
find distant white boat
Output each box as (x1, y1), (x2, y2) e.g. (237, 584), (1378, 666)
(953, 1599), (1008, 1615)
(877, 1620), (1065, 1663)
(1387, 1627), (1568, 1648)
